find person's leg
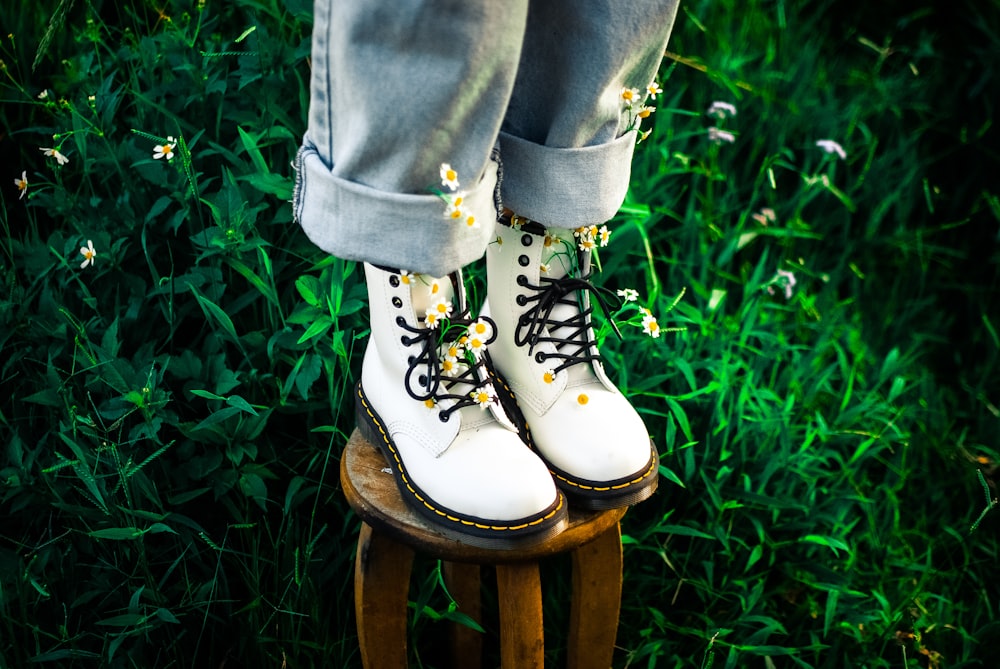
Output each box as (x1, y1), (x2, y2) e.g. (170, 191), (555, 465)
(295, 0), (526, 277)
(296, 0), (568, 547)
(486, 0), (681, 509)
(499, 0), (680, 226)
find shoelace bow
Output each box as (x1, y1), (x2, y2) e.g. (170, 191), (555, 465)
(399, 312), (499, 421)
(515, 269), (623, 374)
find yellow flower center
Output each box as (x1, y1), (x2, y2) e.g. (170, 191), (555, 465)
(577, 393), (589, 405)
(445, 168), (457, 182)
(543, 371), (555, 384)
(424, 399), (436, 409)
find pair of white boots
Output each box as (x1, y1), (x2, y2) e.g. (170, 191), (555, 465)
(356, 216), (658, 548)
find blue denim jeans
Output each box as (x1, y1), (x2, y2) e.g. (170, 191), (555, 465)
(294, 0), (680, 276)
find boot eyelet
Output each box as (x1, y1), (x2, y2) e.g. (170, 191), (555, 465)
(535, 352), (546, 363)
(516, 295), (527, 306)
(407, 355), (415, 364)
(389, 275), (400, 287)
(439, 413), (450, 423)
(516, 274), (528, 285)
(391, 297), (403, 308)
(400, 336), (411, 345)
(395, 316), (406, 326)
(517, 255), (530, 267)
(521, 234), (533, 246)
(418, 374), (428, 386)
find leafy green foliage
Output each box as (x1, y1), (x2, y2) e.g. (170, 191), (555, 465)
(0, 0), (996, 667)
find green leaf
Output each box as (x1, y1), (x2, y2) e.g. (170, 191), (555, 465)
(240, 472), (268, 511)
(297, 315), (333, 344)
(296, 275), (322, 307)
(188, 282), (239, 342)
(190, 389), (226, 401)
(801, 534), (850, 556)
(88, 527), (142, 540)
(226, 394), (260, 415)
(659, 524), (715, 540)
(96, 613), (146, 627)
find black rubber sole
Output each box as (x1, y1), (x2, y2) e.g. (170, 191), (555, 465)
(354, 382), (569, 550)
(488, 366), (661, 510)
(545, 447), (659, 511)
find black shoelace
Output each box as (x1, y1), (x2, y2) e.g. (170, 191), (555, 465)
(398, 312), (499, 422)
(514, 268), (623, 375)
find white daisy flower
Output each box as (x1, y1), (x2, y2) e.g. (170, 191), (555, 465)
(816, 139), (847, 160)
(79, 239), (97, 269)
(440, 163), (460, 190)
(707, 101), (737, 119)
(40, 147), (69, 165)
(470, 384), (497, 408)
(153, 136), (176, 161)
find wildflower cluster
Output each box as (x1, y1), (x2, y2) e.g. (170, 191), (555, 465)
(751, 207), (776, 226)
(399, 271), (499, 409)
(573, 224), (611, 252)
(705, 100), (737, 144)
(611, 286), (686, 342)
(621, 81), (661, 141)
(439, 163), (478, 229)
(766, 268), (797, 299)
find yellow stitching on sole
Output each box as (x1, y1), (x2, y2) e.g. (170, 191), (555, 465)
(550, 452), (658, 492)
(357, 386), (563, 532)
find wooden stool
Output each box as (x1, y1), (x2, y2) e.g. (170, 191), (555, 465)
(340, 428), (626, 669)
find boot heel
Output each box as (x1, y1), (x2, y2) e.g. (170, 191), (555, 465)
(355, 382), (395, 469)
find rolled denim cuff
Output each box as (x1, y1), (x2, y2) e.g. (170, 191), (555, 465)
(498, 130), (637, 228)
(294, 138), (499, 277)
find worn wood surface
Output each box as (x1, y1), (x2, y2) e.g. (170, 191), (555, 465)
(497, 561), (545, 669)
(342, 428), (627, 668)
(568, 520), (624, 669)
(340, 428), (626, 563)
(354, 522), (414, 669)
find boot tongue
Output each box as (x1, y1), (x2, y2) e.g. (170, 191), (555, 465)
(410, 273), (456, 327)
(539, 227), (597, 385)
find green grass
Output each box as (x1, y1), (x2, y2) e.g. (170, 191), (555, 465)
(1, 0), (998, 667)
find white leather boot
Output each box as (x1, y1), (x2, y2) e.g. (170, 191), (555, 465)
(356, 262), (568, 548)
(483, 215), (659, 510)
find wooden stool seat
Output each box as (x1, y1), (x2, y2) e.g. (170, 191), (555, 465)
(341, 428), (626, 669)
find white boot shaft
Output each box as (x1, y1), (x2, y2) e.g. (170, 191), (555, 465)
(484, 217), (659, 509)
(358, 263), (568, 546)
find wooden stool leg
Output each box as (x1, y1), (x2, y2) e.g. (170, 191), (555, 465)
(443, 562), (482, 669)
(354, 522), (414, 668)
(567, 520), (623, 669)
(496, 562), (544, 669)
